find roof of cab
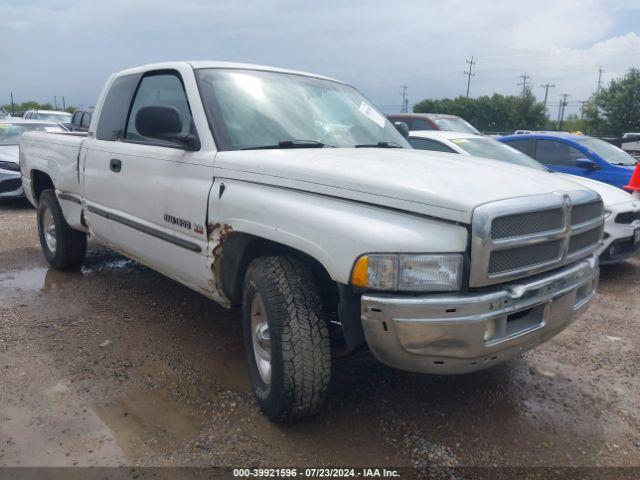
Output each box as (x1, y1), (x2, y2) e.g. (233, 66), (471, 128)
(112, 61), (343, 84)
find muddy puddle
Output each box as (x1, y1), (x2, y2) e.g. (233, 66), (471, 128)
(96, 390), (202, 462)
(0, 257), (135, 293)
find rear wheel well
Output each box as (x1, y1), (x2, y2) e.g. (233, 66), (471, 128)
(31, 170), (54, 201)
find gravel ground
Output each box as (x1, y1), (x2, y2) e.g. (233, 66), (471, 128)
(0, 198), (638, 475)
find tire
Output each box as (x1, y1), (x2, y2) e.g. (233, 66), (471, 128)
(37, 189), (87, 270)
(242, 255), (331, 421)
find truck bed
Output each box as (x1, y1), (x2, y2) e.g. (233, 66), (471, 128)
(21, 131), (87, 206)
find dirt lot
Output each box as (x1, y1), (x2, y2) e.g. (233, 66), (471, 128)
(1, 198), (639, 474)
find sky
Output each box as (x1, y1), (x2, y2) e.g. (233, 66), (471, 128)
(1, 0), (639, 118)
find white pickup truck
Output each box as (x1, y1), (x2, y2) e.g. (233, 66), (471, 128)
(21, 61), (604, 421)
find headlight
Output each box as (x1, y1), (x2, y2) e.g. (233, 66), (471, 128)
(0, 161), (19, 172)
(351, 253), (463, 292)
(604, 209), (613, 219)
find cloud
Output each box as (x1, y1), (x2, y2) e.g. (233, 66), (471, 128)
(2, 20), (33, 29)
(0, 0), (638, 118)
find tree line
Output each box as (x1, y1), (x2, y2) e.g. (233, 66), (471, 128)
(413, 68), (640, 136)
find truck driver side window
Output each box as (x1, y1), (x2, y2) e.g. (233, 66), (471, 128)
(124, 72), (195, 147)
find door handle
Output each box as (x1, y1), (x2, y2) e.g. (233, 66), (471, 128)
(109, 158), (122, 173)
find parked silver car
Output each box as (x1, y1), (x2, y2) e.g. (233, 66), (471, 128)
(0, 119), (67, 200)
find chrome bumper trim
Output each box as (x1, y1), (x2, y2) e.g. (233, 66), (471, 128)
(361, 256), (598, 374)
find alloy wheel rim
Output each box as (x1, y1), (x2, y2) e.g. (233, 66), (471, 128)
(42, 206), (57, 253)
(250, 293), (271, 384)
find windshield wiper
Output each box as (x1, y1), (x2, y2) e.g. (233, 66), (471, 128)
(243, 140), (330, 150)
(354, 141), (404, 148)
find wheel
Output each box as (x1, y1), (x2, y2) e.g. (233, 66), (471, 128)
(37, 190), (87, 270)
(242, 255), (331, 421)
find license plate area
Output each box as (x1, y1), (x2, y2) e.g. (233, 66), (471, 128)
(505, 304), (546, 337)
(485, 303), (547, 345)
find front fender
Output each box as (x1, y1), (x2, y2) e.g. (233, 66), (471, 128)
(208, 179), (468, 284)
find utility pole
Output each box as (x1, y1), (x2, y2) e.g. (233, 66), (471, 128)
(579, 101), (588, 120)
(10, 92), (15, 115)
(399, 85), (408, 113)
(464, 56), (476, 98)
(596, 66), (604, 96)
(62, 96), (66, 110)
(595, 67), (604, 133)
(557, 93), (570, 129)
(540, 83), (555, 113)
(54, 96), (58, 110)
(518, 73), (531, 96)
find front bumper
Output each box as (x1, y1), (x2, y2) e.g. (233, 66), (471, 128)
(599, 205), (640, 264)
(0, 169), (24, 199)
(600, 234), (640, 264)
(361, 256), (598, 374)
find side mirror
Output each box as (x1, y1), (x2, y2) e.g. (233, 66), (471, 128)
(393, 121), (410, 139)
(575, 158), (599, 170)
(135, 105), (200, 151)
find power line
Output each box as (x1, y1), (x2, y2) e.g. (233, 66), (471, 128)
(464, 56), (476, 98)
(518, 73), (531, 96)
(540, 83), (555, 113)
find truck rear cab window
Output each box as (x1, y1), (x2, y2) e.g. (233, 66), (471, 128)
(95, 74), (141, 141)
(124, 72), (196, 147)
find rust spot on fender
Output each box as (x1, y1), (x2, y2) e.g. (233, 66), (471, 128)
(207, 222), (233, 308)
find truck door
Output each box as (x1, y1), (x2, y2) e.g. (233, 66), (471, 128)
(83, 69), (215, 293)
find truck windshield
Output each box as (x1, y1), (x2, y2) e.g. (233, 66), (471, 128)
(579, 138), (637, 166)
(452, 137), (549, 172)
(0, 123), (65, 145)
(196, 69), (411, 151)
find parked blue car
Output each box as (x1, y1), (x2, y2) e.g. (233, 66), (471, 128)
(499, 133), (638, 189)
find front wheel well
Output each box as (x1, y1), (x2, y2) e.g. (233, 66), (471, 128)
(31, 170), (54, 201)
(217, 232), (364, 353)
(219, 232), (336, 307)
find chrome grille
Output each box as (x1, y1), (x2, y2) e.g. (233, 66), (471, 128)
(489, 240), (563, 274)
(572, 201), (603, 225)
(491, 208), (563, 239)
(470, 191), (604, 287)
(568, 227), (602, 254)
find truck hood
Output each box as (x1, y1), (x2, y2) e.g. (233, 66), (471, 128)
(0, 145), (19, 164)
(215, 148), (594, 223)
(561, 174), (635, 207)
